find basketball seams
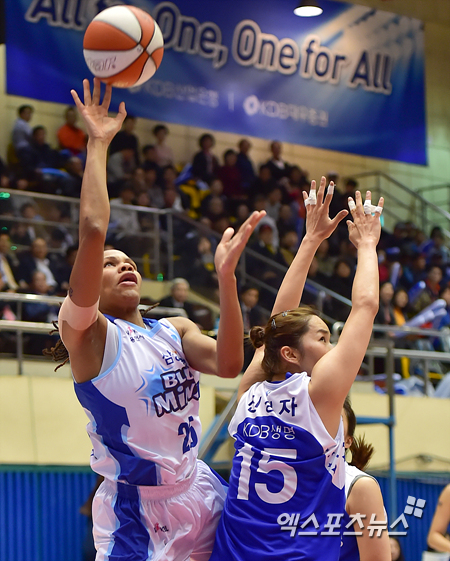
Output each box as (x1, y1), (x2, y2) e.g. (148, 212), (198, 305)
(83, 5), (163, 88)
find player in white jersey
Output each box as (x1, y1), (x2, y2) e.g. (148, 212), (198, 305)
(210, 184), (384, 561)
(340, 396), (390, 561)
(51, 78), (265, 561)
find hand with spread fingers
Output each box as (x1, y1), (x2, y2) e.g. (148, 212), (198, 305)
(347, 190), (384, 248)
(71, 78), (126, 144)
(214, 211), (266, 279)
(302, 175), (348, 241)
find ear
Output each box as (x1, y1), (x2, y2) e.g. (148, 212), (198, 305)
(344, 435), (353, 450)
(280, 345), (301, 365)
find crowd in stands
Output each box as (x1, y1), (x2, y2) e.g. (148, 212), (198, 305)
(2, 102), (450, 384)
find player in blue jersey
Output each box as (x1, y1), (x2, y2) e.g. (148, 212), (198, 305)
(51, 78), (265, 561)
(340, 396), (390, 561)
(210, 182), (384, 561)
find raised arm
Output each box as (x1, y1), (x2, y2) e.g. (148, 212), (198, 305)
(172, 211), (265, 378)
(309, 190), (383, 436)
(238, 177), (348, 399)
(58, 79), (126, 382)
(427, 484), (450, 554)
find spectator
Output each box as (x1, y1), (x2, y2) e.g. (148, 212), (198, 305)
(265, 186), (283, 222)
(108, 184), (141, 254)
(265, 140), (290, 183)
(218, 149), (243, 207)
(61, 156), (84, 197)
(10, 202), (46, 246)
(315, 238), (335, 277)
(232, 202), (251, 231)
(247, 223), (287, 308)
(236, 138), (256, 192)
(392, 288), (411, 325)
(144, 167), (164, 209)
(424, 227), (450, 267)
(17, 237), (60, 290)
(202, 195), (227, 224)
(141, 144), (163, 183)
(109, 115), (139, 165)
(22, 270), (59, 355)
(276, 204), (299, 240)
(54, 244), (78, 294)
(248, 164), (277, 202)
(57, 106), (87, 156)
(184, 236), (219, 300)
(200, 178), (227, 218)
(402, 251), (427, 289)
(412, 265), (443, 314)
(12, 104), (34, 153)
(0, 232), (19, 292)
(375, 282), (395, 325)
(279, 229), (299, 266)
(239, 283), (265, 370)
(152, 124), (174, 167)
(159, 278), (197, 322)
(107, 147), (137, 197)
(19, 126), (64, 190)
(325, 257), (354, 321)
(192, 133), (219, 184)
(252, 194), (280, 249)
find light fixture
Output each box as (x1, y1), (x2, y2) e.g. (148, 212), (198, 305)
(294, 1), (323, 17)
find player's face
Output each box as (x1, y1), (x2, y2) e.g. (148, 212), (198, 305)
(100, 250), (142, 310)
(298, 315), (332, 376)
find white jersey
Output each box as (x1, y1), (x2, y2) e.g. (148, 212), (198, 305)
(211, 371), (346, 561)
(73, 316), (202, 486)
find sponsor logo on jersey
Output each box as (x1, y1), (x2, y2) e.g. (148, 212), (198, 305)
(152, 366), (200, 417)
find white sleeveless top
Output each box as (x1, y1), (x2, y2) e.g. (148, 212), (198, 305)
(72, 316), (202, 486)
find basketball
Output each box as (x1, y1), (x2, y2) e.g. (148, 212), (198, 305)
(83, 5), (164, 88)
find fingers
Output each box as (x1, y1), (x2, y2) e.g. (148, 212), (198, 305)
(70, 88), (83, 112)
(101, 83), (113, 110)
(330, 209), (348, 227)
(304, 180), (317, 207)
(116, 101), (127, 124)
(82, 79), (92, 106)
(317, 176), (326, 205)
(92, 77), (101, 105)
(220, 227), (235, 246)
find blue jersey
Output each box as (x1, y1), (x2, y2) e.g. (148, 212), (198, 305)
(71, 316), (201, 486)
(211, 372), (346, 561)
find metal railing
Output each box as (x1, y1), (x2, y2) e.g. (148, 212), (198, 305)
(0, 188), (352, 320)
(343, 171), (450, 240)
(0, 293), (186, 375)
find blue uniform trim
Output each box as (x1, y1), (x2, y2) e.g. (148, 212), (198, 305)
(109, 483), (151, 561)
(75, 382), (159, 486)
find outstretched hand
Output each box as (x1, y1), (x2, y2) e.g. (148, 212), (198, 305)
(214, 211), (266, 278)
(347, 190), (384, 248)
(71, 78), (126, 144)
(303, 176), (348, 241)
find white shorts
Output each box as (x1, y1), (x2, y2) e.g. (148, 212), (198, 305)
(93, 460), (227, 561)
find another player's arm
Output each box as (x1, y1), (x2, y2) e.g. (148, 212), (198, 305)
(309, 191), (383, 436)
(59, 79), (126, 383)
(238, 177), (348, 400)
(174, 211), (265, 378)
(347, 477), (391, 561)
(427, 485), (450, 553)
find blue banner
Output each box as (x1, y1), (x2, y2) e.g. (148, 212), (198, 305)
(5, 0), (426, 164)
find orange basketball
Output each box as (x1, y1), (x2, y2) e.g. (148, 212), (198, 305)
(83, 5), (164, 88)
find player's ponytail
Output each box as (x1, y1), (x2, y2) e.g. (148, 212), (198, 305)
(343, 396), (374, 471)
(251, 306), (319, 381)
